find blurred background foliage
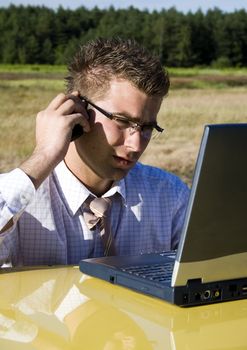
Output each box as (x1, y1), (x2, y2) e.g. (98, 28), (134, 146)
(0, 4), (247, 67)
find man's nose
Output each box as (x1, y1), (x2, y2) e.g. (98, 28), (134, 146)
(124, 128), (147, 152)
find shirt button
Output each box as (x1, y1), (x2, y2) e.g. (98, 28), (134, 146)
(20, 194), (30, 206)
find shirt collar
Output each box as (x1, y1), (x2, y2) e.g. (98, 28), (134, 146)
(54, 161), (126, 216)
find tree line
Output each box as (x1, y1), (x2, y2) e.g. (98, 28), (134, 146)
(0, 4), (247, 67)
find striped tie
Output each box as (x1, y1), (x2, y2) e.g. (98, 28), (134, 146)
(83, 196), (116, 256)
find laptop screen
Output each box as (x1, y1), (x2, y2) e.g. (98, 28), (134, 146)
(173, 124), (247, 286)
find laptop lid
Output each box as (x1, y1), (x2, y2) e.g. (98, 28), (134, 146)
(172, 124), (247, 287)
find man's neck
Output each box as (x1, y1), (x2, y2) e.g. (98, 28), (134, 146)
(64, 153), (113, 197)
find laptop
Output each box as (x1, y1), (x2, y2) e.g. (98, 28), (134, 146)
(80, 124), (247, 306)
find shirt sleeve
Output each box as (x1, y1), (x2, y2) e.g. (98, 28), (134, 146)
(0, 168), (36, 235)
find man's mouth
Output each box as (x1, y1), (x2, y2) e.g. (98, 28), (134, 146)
(112, 155), (135, 167)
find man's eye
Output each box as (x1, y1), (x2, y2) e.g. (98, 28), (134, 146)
(114, 117), (130, 128)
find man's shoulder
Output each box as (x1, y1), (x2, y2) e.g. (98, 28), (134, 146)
(127, 162), (188, 190)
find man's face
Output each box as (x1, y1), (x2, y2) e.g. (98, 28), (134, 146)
(74, 78), (162, 183)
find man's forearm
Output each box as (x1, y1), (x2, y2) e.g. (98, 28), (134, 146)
(19, 149), (60, 190)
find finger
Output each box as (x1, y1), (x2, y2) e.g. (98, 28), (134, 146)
(59, 95), (89, 117)
(67, 90), (79, 98)
(68, 90), (79, 96)
(66, 113), (91, 133)
(66, 93), (88, 111)
(46, 93), (67, 111)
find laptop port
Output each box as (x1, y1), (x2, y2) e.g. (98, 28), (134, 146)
(202, 290), (211, 300)
(194, 290), (211, 302)
(229, 284), (237, 292)
(212, 289), (221, 300)
(194, 292), (201, 301)
(109, 275), (115, 283)
(242, 285), (247, 295)
(183, 293), (189, 303)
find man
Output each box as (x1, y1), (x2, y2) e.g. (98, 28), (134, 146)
(0, 37), (189, 266)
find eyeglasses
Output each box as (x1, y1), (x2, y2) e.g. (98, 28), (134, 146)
(80, 96), (164, 140)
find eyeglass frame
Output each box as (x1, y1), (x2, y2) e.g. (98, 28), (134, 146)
(79, 95), (164, 139)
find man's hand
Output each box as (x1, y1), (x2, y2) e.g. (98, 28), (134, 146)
(19, 92), (90, 189)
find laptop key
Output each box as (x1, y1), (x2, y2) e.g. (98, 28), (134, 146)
(121, 263), (174, 283)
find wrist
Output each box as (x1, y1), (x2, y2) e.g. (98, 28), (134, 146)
(19, 149), (60, 189)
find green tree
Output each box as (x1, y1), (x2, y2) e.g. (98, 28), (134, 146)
(0, 4), (246, 66)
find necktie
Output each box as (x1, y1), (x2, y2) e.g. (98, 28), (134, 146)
(83, 197), (116, 256)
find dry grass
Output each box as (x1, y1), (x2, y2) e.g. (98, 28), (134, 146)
(0, 79), (63, 171)
(141, 87), (247, 184)
(1, 73), (247, 186)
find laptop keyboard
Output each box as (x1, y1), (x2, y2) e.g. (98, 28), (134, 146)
(121, 262), (174, 283)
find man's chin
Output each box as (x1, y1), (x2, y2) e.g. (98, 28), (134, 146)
(110, 166), (135, 181)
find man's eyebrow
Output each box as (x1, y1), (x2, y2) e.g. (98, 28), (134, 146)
(112, 112), (157, 125)
(112, 111), (141, 121)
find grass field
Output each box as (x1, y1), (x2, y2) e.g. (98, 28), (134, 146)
(1, 65), (247, 185)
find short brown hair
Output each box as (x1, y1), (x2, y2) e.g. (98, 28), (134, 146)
(65, 37), (170, 100)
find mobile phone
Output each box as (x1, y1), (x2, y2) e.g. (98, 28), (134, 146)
(71, 124), (84, 141)
(70, 97), (88, 141)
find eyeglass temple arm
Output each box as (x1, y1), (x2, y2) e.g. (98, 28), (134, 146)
(79, 95), (113, 119)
